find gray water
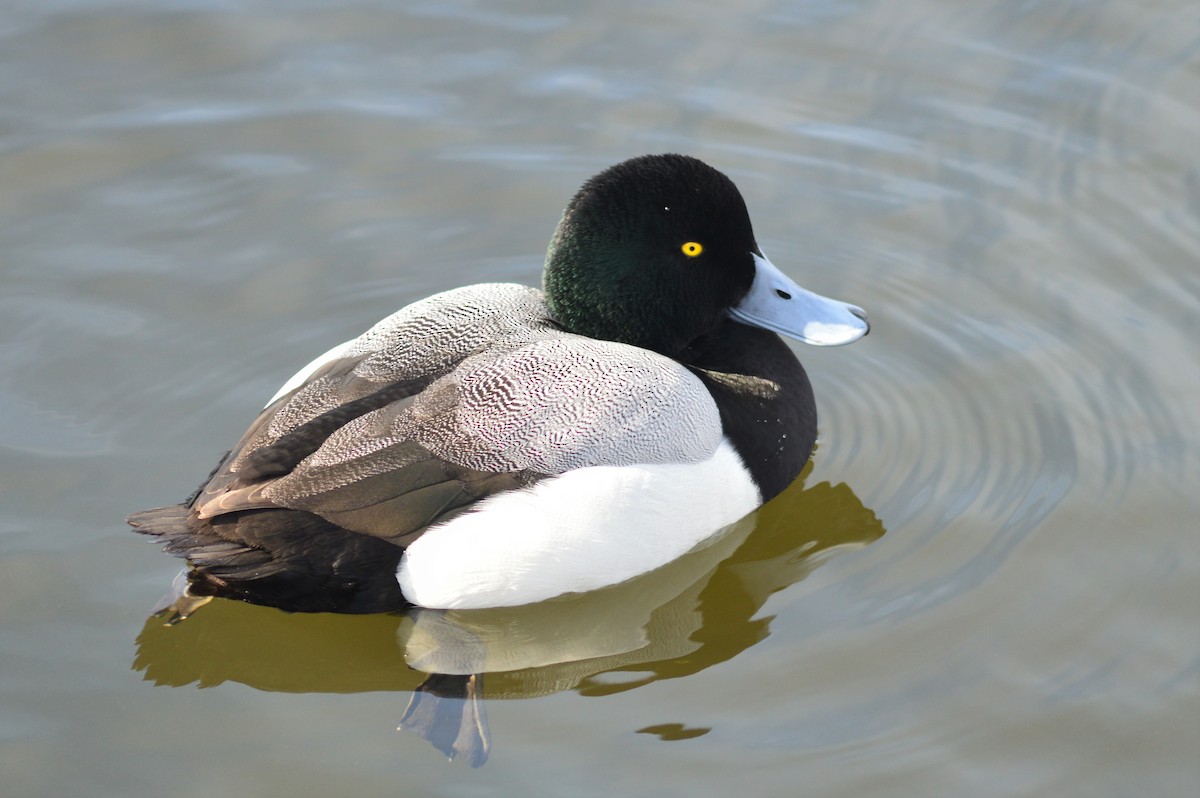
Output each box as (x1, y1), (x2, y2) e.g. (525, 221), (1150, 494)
(2, 2), (1197, 796)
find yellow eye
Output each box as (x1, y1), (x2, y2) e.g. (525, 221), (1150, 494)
(681, 241), (704, 258)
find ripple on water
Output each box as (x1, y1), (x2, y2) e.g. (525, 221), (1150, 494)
(795, 44), (1197, 620)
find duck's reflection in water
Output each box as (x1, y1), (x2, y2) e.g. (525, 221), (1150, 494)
(134, 469), (883, 767)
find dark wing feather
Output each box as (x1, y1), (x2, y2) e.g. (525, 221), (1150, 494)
(189, 284), (555, 517)
(237, 375), (433, 481)
(182, 286), (557, 533)
(192, 351), (380, 501)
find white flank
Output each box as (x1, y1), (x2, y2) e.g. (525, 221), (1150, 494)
(396, 438), (760, 609)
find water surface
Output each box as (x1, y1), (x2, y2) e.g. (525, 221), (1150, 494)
(2, 1), (1197, 796)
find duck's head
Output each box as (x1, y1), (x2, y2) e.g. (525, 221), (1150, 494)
(543, 154), (869, 357)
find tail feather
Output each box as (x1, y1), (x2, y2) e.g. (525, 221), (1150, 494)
(128, 505), (192, 535)
(129, 503), (271, 577)
(127, 503), (409, 613)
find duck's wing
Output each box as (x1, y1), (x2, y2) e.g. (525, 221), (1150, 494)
(188, 326), (725, 547)
(183, 285), (552, 536)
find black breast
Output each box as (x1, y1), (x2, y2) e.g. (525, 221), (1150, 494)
(684, 322), (817, 501)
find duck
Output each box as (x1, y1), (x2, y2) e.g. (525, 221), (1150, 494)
(128, 154), (869, 614)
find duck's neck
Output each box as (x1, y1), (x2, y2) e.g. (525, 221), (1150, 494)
(683, 322), (816, 501)
(543, 267), (701, 357)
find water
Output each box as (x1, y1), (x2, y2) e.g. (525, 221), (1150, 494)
(2, 1), (1197, 795)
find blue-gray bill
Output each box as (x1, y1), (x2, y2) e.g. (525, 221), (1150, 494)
(729, 253), (869, 346)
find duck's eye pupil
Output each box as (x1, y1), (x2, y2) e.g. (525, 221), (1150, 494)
(681, 242), (703, 258)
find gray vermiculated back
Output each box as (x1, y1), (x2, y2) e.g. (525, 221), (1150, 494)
(228, 283), (548, 473)
(254, 283), (721, 503)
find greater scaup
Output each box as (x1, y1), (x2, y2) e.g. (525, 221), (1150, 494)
(129, 154), (868, 613)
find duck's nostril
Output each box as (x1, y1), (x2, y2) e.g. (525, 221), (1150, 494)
(775, 289), (792, 300)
